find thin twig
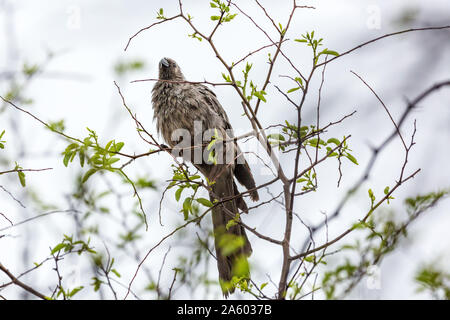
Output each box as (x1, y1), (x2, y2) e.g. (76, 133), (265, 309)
(316, 26), (450, 68)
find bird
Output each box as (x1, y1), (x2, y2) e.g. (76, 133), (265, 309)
(152, 57), (259, 297)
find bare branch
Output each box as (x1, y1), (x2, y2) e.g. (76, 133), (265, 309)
(0, 262), (47, 300)
(124, 14), (183, 51)
(316, 25), (450, 68)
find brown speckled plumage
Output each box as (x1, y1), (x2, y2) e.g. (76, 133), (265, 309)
(152, 58), (259, 296)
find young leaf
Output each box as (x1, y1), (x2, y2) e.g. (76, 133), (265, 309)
(51, 243), (66, 255)
(345, 153), (359, 165)
(368, 188), (375, 206)
(267, 133), (285, 141)
(111, 269), (121, 278)
(253, 91), (267, 102)
(68, 286), (84, 297)
(108, 157), (120, 165)
(327, 138), (341, 145)
(321, 49), (339, 56)
(105, 140), (113, 151)
(82, 168), (98, 183)
(352, 221), (367, 230)
(182, 197), (192, 220)
(175, 187), (183, 202)
(18, 171), (26, 187)
(287, 87), (300, 93)
(63, 151), (73, 167)
(196, 197), (213, 207)
(79, 149), (85, 167)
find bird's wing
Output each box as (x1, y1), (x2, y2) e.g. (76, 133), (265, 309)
(197, 85), (234, 132)
(196, 84), (259, 201)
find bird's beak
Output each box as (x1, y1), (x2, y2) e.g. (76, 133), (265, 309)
(160, 58), (169, 68)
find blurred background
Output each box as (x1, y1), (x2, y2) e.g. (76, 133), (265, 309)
(0, 0), (449, 299)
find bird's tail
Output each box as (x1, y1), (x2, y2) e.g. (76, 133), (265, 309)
(210, 171), (252, 297)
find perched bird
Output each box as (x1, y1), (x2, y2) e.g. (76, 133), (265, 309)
(152, 57), (259, 296)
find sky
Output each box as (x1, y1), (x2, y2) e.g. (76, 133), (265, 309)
(1, 0), (450, 299)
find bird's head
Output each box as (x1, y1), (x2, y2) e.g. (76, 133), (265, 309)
(158, 57), (184, 81)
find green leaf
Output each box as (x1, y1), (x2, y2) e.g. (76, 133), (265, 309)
(287, 87), (300, 93)
(327, 138), (341, 145)
(260, 282), (268, 290)
(196, 198), (213, 207)
(223, 13), (237, 22)
(326, 147), (338, 157)
(82, 168), (98, 183)
(210, 15), (220, 21)
(352, 221), (367, 230)
(384, 186), (390, 195)
(112, 142), (125, 153)
(18, 171), (26, 187)
(188, 33), (203, 41)
(368, 188), (375, 205)
(221, 72), (231, 82)
(245, 62), (253, 73)
(51, 243), (66, 255)
(108, 157), (120, 165)
(294, 39), (308, 43)
(105, 140), (113, 151)
(63, 151), (72, 167)
(175, 187), (183, 201)
(278, 22), (283, 32)
(23, 63), (39, 76)
(68, 286), (84, 297)
(182, 197), (192, 220)
(308, 138), (324, 147)
(78, 149), (85, 167)
(321, 49), (339, 56)
(253, 91), (267, 102)
(345, 153), (359, 165)
(267, 133), (285, 141)
(294, 77), (303, 86)
(111, 269), (121, 278)
(91, 277), (104, 292)
(115, 60), (145, 75)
